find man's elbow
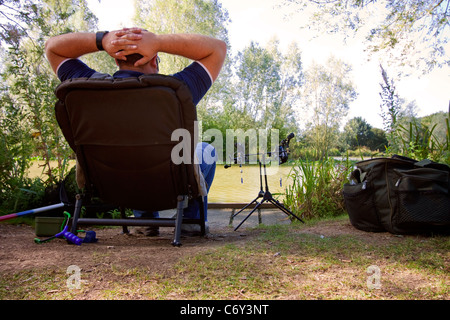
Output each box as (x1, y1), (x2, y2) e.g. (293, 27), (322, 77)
(44, 37), (61, 74)
(44, 36), (51, 49)
(44, 38), (55, 57)
(215, 40), (228, 67)
(217, 39), (227, 61)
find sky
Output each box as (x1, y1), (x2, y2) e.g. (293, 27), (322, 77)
(87, 0), (449, 129)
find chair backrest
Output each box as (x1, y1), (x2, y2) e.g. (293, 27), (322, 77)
(54, 74), (199, 211)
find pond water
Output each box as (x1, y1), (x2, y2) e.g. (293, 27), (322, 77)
(208, 164), (294, 203)
(28, 161), (295, 204)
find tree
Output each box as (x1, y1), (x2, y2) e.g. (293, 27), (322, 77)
(368, 127), (389, 151)
(0, 0), (40, 46)
(229, 39), (303, 155)
(343, 117), (374, 149)
(282, 0), (450, 73)
(135, 0), (230, 72)
(234, 40), (282, 127)
(301, 56), (357, 158)
(1, 0), (98, 193)
(269, 40), (304, 134)
(134, 1), (304, 157)
(134, 0), (233, 138)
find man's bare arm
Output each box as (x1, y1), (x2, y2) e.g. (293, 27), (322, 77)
(113, 30), (227, 81)
(44, 31), (140, 74)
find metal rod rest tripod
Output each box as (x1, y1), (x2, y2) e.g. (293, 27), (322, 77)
(232, 159), (304, 231)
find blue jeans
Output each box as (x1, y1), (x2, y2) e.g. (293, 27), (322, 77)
(133, 142), (216, 221)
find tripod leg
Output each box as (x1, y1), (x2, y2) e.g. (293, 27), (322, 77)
(234, 201), (264, 231)
(268, 198), (304, 223)
(231, 197), (260, 219)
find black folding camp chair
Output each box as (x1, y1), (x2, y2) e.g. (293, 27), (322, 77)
(54, 74), (205, 246)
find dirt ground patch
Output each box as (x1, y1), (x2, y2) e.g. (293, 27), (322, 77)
(0, 216), (438, 275)
(0, 223), (257, 275)
(0, 214), (448, 300)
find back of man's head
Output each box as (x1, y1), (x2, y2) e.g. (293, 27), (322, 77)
(117, 53), (144, 69)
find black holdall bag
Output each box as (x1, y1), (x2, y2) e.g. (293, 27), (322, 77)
(343, 155), (450, 234)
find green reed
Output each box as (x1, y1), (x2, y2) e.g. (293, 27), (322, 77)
(284, 155), (353, 220)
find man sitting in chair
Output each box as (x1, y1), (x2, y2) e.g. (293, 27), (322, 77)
(45, 28), (227, 236)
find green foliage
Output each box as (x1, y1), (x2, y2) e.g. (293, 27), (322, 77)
(283, 0), (450, 73)
(284, 156), (353, 220)
(0, 0), (97, 215)
(224, 40), (302, 139)
(301, 57), (357, 159)
(135, 0), (235, 145)
(0, 57), (39, 214)
(341, 117), (389, 152)
(387, 112), (450, 164)
(135, 0), (302, 152)
(368, 127), (389, 151)
(379, 64), (402, 151)
(343, 117), (373, 149)
(0, 176), (46, 215)
(366, 0), (450, 73)
(135, 0), (231, 76)
(378, 63), (449, 164)
(0, 0), (446, 222)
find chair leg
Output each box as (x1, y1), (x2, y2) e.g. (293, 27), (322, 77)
(120, 207), (129, 234)
(71, 194), (83, 234)
(199, 196), (206, 236)
(172, 195), (187, 247)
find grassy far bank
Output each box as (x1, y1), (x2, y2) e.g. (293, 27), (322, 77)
(0, 216), (448, 300)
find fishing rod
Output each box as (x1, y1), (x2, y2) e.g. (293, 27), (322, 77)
(0, 203), (65, 222)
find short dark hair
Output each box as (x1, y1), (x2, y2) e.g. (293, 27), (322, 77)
(117, 53), (144, 67)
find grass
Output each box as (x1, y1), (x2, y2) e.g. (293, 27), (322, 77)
(284, 157), (353, 220)
(1, 216), (448, 300)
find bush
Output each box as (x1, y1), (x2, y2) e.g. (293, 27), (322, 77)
(347, 146), (384, 158)
(284, 156), (353, 220)
(0, 175), (46, 216)
(392, 118), (450, 165)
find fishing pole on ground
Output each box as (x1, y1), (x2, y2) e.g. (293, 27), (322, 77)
(0, 203), (65, 222)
